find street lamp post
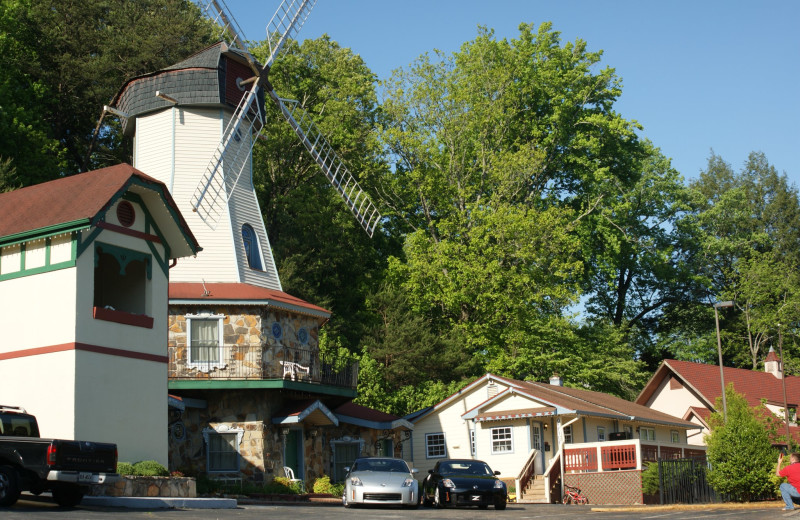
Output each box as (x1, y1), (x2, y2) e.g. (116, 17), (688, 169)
(714, 301), (734, 422)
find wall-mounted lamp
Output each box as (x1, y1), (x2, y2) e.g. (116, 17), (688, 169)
(543, 423), (548, 431)
(280, 427), (290, 436)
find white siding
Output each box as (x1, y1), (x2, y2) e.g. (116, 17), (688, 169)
(0, 243), (21, 275)
(645, 376), (706, 420)
(50, 233), (73, 263)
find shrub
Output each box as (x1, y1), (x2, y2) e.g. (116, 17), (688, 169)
(706, 385), (777, 501)
(312, 475), (333, 494)
(131, 460), (170, 477)
(641, 462), (660, 495)
(117, 462), (135, 476)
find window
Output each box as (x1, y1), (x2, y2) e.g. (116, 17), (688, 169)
(187, 313), (225, 371)
(597, 426), (606, 442)
(624, 425), (634, 439)
(94, 243), (150, 315)
(203, 427), (243, 472)
(425, 433), (446, 458)
(241, 224), (263, 270)
(670, 430), (680, 443)
(332, 441), (362, 482)
(639, 427), (655, 441)
(470, 429), (476, 456)
(563, 425), (573, 444)
(491, 426), (513, 454)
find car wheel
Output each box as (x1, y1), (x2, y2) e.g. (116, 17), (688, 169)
(434, 486), (445, 508)
(495, 498), (507, 510)
(479, 504), (489, 509)
(0, 466), (20, 507)
(422, 490), (433, 507)
(52, 484), (84, 507)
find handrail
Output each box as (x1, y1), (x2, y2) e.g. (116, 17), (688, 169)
(515, 448), (539, 500)
(543, 446), (563, 504)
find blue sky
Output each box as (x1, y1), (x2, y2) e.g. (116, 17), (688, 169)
(236, 0), (798, 187)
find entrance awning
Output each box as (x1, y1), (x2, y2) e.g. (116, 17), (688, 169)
(271, 399), (339, 427)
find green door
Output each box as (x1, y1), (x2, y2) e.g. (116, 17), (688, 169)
(285, 429), (303, 479)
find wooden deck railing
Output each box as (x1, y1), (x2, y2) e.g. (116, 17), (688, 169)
(563, 439), (706, 473)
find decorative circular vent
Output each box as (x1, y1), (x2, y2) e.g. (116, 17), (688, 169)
(116, 200), (135, 227)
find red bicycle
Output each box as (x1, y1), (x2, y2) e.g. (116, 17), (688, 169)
(562, 485), (589, 505)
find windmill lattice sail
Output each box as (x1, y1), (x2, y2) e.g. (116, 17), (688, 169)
(197, 0), (249, 50)
(264, 0), (317, 67)
(271, 93), (381, 237)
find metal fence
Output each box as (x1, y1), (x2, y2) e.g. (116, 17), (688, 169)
(658, 459), (722, 505)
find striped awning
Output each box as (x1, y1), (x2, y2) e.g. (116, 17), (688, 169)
(473, 407), (556, 422)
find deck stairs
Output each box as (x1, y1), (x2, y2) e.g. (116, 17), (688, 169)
(516, 475), (548, 504)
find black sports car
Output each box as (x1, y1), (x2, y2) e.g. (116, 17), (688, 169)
(421, 459), (507, 510)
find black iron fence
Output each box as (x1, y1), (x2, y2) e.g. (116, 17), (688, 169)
(658, 459), (722, 505)
(168, 344), (359, 389)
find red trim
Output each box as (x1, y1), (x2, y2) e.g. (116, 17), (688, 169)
(93, 306), (154, 329)
(0, 342), (167, 363)
(97, 221), (161, 244)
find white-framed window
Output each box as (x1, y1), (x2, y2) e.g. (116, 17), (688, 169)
(187, 312), (225, 372)
(563, 425), (573, 444)
(332, 439), (363, 482)
(670, 430), (680, 443)
(597, 426), (606, 442)
(639, 427), (656, 441)
(425, 433), (446, 459)
(491, 426), (513, 454)
(203, 426), (243, 473)
(470, 429), (476, 456)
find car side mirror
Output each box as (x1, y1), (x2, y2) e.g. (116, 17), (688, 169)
(494, 471), (501, 475)
(411, 468), (419, 474)
(428, 469), (435, 474)
(344, 467), (350, 473)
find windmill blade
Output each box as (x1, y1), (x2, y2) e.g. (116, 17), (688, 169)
(190, 81), (265, 228)
(263, 0), (316, 68)
(267, 91), (382, 237)
(196, 0), (249, 51)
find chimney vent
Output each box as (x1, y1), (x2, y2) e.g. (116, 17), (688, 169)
(549, 374), (563, 386)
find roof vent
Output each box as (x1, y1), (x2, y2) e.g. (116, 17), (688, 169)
(549, 374), (563, 386)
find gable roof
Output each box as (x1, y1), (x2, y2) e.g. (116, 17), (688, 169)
(635, 359), (800, 410)
(169, 282), (330, 319)
(411, 373), (697, 429)
(271, 399), (338, 427)
(334, 402), (413, 431)
(0, 164), (199, 257)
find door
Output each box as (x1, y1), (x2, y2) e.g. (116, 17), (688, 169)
(531, 422), (544, 473)
(284, 429), (304, 479)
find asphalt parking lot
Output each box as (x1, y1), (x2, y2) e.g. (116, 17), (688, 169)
(0, 494), (789, 520)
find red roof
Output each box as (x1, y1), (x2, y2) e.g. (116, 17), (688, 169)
(334, 402), (402, 423)
(637, 359), (800, 410)
(169, 282), (330, 317)
(0, 164), (199, 256)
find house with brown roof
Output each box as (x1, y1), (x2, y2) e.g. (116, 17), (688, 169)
(635, 352), (800, 445)
(0, 164), (200, 465)
(406, 373), (703, 505)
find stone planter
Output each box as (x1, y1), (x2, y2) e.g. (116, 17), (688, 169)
(88, 476), (196, 498)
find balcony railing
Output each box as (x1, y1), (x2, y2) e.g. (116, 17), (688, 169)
(563, 439), (707, 473)
(168, 344), (358, 389)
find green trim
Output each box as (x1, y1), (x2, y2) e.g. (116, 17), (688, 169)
(95, 242), (152, 280)
(167, 379), (357, 398)
(0, 259), (75, 281)
(77, 227), (103, 258)
(44, 237), (51, 265)
(126, 177), (199, 255)
(0, 219), (90, 248)
(122, 193), (171, 278)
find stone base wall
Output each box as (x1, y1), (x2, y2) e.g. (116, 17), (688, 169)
(88, 477), (196, 498)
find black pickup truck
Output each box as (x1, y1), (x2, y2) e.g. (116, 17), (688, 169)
(0, 405), (119, 507)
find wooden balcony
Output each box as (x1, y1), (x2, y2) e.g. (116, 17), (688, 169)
(168, 343), (358, 390)
(563, 438), (707, 473)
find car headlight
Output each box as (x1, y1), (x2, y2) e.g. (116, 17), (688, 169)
(442, 478), (455, 489)
(494, 480), (505, 489)
(350, 476), (363, 486)
(402, 478), (415, 487)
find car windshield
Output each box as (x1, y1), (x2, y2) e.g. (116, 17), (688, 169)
(439, 461), (493, 476)
(352, 459), (410, 473)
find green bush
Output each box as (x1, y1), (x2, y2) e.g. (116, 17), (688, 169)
(641, 462), (660, 495)
(131, 460), (169, 477)
(312, 475), (333, 494)
(117, 462), (135, 476)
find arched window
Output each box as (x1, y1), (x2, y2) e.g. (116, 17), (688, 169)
(241, 224), (263, 270)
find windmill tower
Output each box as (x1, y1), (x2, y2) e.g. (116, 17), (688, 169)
(110, 0), (380, 290)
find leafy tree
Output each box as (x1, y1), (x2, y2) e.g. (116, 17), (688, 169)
(705, 385), (777, 501)
(0, 0), (217, 182)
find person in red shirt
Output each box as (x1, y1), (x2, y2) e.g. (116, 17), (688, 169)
(777, 452), (800, 510)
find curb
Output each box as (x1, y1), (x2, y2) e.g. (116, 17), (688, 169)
(82, 496), (238, 509)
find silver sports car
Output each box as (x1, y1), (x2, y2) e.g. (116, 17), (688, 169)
(342, 457), (420, 508)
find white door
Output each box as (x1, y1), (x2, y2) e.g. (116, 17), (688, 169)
(531, 423), (544, 473)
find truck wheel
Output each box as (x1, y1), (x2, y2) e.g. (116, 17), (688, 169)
(52, 484), (84, 507)
(0, 466), (20, 506)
